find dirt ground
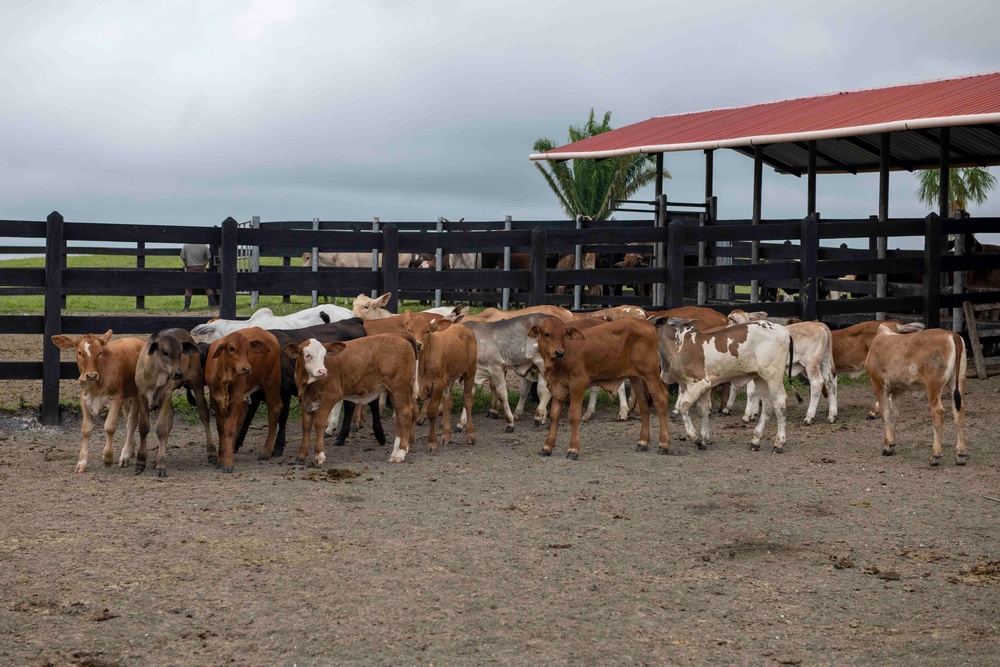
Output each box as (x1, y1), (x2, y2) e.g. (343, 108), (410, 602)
(2, 358), (1000, 666)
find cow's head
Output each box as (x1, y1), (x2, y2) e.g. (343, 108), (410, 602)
(208, 331), (270, 409)
(352, 292), (392, 320)
(526, 317), (584, 366)
(402, 311), (450, 355)
(727, 309), (768, 326)
(52, 329), (114, 383)
(142, 329), (200, 408)
(283, 338), (334, 385)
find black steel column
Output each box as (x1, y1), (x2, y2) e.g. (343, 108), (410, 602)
(383, 224), (399, 313)
(41, 211), (64, 425)
(529, 228), (547, 306)
(220, 217), (239, 319)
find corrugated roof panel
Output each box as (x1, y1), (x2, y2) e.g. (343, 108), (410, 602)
(532, 72), (1000, 173)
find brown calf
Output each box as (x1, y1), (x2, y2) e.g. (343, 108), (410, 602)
(528, 317), (671, 459)
(459, 305), (576, 324)
(284, 334), (419, 464)
(204, 327), (282, 472)
(51, 330), (144, 473)
(403, 311), (479, 452)
(865, 324), (968, 465)
(133, 328), (215, 477)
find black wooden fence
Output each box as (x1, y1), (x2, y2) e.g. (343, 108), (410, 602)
(3, 209), (1000, 426)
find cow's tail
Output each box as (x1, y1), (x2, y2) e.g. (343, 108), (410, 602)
(186, 386), (196, 407)
(953, 333), (966, 412)
(788, 334), (803, 404)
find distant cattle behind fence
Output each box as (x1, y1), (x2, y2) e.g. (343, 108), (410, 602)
(3, 208), (1000, 425)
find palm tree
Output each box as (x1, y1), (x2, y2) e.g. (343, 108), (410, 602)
(533, 109), (665, 220)
(915, 167), (997, 217)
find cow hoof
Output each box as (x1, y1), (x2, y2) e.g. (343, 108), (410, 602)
(504, 425), (514, 433)
(802, 418), (813, 426)
(294, 457), (306, 465)
(133, 464), (145, 475)
(720, 408), (731, 416)
(750, 444), (760, 452)
(566, 452), (579, 461)
(956, 454), (970, 466)
(256, 455), (270, 462)
(74, 465), (87, 473)
(669, 411), (680, 420)
(207, 456), (217, 465)
(416, 417), (427, 426)
(219, 465), (234, 474)
(772, 445), (784, 454)
(376, 435), (387, 446)
(538, 449), (552, 457)
(882, 448), (895, 457)
(636, 444), (648, 452)
(534, 419), (543, 427)
(350, 426), (359, 433)
(332, 438), (347, 447)
(468, 437), (476, 446)
(930, 455), (943, 467)
(271, 449), (284, 458)
(696, 441), (707, 451)
(867, 413), (878, 421)
(154, 468), (167, 478)
(453, 425), (463, 433)
(486, 412), (500, 420)
(657, 447), (670, 455)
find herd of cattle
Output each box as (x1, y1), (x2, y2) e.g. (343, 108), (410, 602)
(50, 294), (970, 477)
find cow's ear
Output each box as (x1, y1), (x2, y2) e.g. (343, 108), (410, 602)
(667, 317), (694, 329)
(324, 341), (347, 356)
(613, 261), (625, 268)
(402, 310), (412, 324)
(565, 327), (586, 341)
(282, 343), (300, 360)
(786, 318), (802, 325)
(148, 341), (160, 355)
(249, 340), (271, 355)
(431, 319), (452, 332)
(648, 316), (666, 327)
(897, 323), (925, 334)
(748, 311), (769, 321)
(100, 329), (113, 343)
(527, 325), (540, 339)
(181, 342), (200, 355)
(211, 345), (225, 359)
(51, 335), (79, 350)
(375, 292), (392, 307)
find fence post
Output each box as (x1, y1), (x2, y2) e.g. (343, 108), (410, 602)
(952, 230), (965, 333)
(250, 215), (260, 308)
(654, 194), (667, 307)
(371, 217), (380, 299)
(383, 224), (399, 312)
(799, 213), (819, 322)
(529, 228), (547, 306)
(502, 215), (512, 310)
(435, 217), (444, 308)
(41, 211), (65, 425)
(135, 241), (145, 310)
(311, 217), (320, 307)
(282, 255), (291, 304)
(923, 213), (942, 329)
(220, 217), (239, 319)
(666, 219), (685, 308)
(573, 215), (583, 310)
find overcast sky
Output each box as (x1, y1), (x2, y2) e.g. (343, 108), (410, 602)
(2, 0), (1000, 231)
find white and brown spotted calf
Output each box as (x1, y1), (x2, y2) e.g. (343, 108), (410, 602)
(285, 334), (419, 464)
(727, 311), (837, 426)
(528, 317), (671, 459)
(133, 328), (215, 477)
(51, 330), (144, 472)
(653, 318), (793, 453)
(865, 324), (968, 466)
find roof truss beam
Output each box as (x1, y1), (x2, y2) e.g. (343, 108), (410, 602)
(838, 135), (916, 172)
(732, 147), (802, 177)
(793, 141), (857, 175)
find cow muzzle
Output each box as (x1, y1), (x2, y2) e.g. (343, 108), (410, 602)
(554, 349), (565, 359)
(170, 371), (184, 380)
(83, 372), (99, 382)
(240, 366), (251, 375)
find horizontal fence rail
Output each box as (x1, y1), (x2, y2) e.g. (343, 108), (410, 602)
(4, 209), (1000, 425)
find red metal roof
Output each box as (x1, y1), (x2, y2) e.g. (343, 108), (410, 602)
(530, 72), (1000, 174)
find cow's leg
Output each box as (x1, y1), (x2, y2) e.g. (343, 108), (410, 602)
(425, 383), (445, 453)
(492, 371), (516, 433)
(512, 376), (531, 421)
(677, 383), (709, 443)
(644, 378), (671, 454)
(152, 395), (174, 477)
(633, 380), (652, 451)
(350, 398), (365, 432)
(802, 361), (824, 425)
(742, 380), (759, 423)
(234, 393), (262, 453)
(272, 390), (291, 458)
(582, 387), (599, 422)
(440, 382), (458, 447)
(122, 398), (139, 467)
(760, 377), (788, 452)
(823, 367), (838, 424)
(191, 383), (216, 464)
(534, 374), (552, 427)
(696, 391), (713, 448)
(487, 379), (503, 420)
(323, 400), (344, 437)
(101, 397), (125, 468)
(541, 393), (564, 456)
(749, 381), (773, 451)
(616, 381), (630, 421)
(718, 383), (733, 414)
(218, 408), (241, 472)
(389, 391), (416, 463)
(460, 376), (476, 446)
(565, 386), (585, 460)
(369, 399), (387, 445)
(256, 392), (283, 462)
(297, 403), (318, 464)
(76, 396), (97, 473)
(133, 396), (151, 473)
(926, 380), (946, 466)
